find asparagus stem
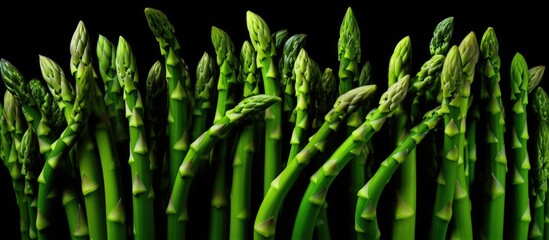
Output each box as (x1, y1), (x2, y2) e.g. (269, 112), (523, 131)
(209, 26), (239, 240)
(116, 36), (156, 240)
(253, 85), (376, 239)
(428, 45), (463, 239)
(168, 94), (279, 239)
(355, 107), (442, 240)
(246, 11), (283, 195)
(478, 27), (507, 240)
(20, 126), (41, 240)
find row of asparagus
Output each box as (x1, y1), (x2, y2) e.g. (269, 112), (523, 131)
(1, 6), (548, 240)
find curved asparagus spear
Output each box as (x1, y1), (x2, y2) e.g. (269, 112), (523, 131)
(116, 36), (156, 240)
(291, 75), (410, 240)
(450, 31), (480, 240)
(167, 94), (279, 239)
(531, 87), (549, 240)
(70, 21), (128, 240)
(505, 52), (531, 240)
(528, 66), (545, 94)
(429, 16), (454, 56)
(246, 11), (283, 195)
(96, 34), (128, 143)
(230, 40), (260, 240)
(253, 84), (377, 239)
(355, 106), (443, 240)
(478, 27), (507, 240)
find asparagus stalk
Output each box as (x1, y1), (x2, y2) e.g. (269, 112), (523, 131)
(291, 75), (410, 239)
(229, 40), (260, 240)
(355, 106), (443, 240)
(531, 87), (549, 240)
(428, 45), (463, 239)
(478, 27), (508, 240)
(272, 29), (289, 55)
(450, 31), (480, 240)
(312, 68), (338, 130)
(246, 11), (283, 195)
(70, 22), (128, 240)
(167, 94), (279, 239)
(504, 52), (531, 239)
(96, 34), (128, 143)
(115, 36), (156, 240)
(253, 84), (377, 239)
(144, 60), (167, 179)
(208, 26), (239, 240)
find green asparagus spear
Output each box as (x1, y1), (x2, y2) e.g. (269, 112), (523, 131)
(246, 11), (284, 195)
(478, 27), (508, 240)
(338, 6), (361, 95)
(116, 36), (156, 240)
(429, 16), (454, 56)
(279, 33), (307, 127)
(192, 52), (217, 144)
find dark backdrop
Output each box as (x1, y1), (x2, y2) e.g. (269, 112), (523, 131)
(1, 1), (547, 239)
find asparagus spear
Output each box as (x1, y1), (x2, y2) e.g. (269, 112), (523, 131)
(272, 29), (289, 55)
(19, 126), (41, 240)
(338, 6), (361, 95)
(355, 106), (443, 240)
(144, 60), (167, 178)
(209, 26), (239, 240)
(450, 31), (480, 240)
(70, 21), (128, 240)
(229, 40), (260, 240)
(116, 36), (156, 240)
(167, 94), (279, 239)
(192, 52), (217, 145)
(253, 84), (377, 239)
(246, 11), (284, 195)
(530, 87), (549, 240)
(504, 52), (531, 239)
(291, 75), (410, 239)
(478, 27), (508, 240)
(312, 68), (338, 130)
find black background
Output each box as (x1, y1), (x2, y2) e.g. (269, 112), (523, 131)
(1, 1), (548, 239)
